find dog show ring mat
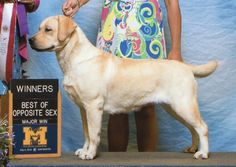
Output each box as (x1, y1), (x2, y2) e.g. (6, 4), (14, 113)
(8, 152), (236, 167)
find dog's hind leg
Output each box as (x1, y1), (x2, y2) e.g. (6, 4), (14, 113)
(161, 104), (199, 153)
(183, 125), (199, 153)
(171, 98), (209, 159)
(78, 105), (103, 160)
(192, 119), (208, 159)
(75, 106), (90, 157)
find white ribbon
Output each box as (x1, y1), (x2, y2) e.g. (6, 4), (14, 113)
(0, 3), (14, 81)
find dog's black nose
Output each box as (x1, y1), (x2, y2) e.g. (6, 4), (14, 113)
(28, 37), (34, 45)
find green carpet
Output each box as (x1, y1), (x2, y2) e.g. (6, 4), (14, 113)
(8, 152), (236, 166)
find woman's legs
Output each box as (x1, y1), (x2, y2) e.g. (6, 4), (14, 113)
(108, 113), (129, 151)
(135, 104), (157, 152)
(108, 104), (157, 152)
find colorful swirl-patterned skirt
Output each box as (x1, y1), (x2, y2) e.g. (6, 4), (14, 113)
(97, 0), (166, 60)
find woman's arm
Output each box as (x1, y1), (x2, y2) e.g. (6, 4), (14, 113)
(79, 0), (89, 6)
(62, 0), (89, 17)
(164, 0), (183, 61)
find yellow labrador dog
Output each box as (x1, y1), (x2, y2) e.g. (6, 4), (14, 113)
(29, 16), (217, 160)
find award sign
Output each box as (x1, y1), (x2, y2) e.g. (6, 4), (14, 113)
(8, 79), (61, 158)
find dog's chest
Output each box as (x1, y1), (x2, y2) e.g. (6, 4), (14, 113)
(63, 77), (82, 105)
(64, 85), (77, 101)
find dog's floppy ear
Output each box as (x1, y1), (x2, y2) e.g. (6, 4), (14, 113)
(58, 16), (77, 42)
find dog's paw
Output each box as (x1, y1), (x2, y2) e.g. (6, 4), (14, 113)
(193, 151), (208, 159)
(184, 146), (198, 153)
(75, 148), (84, 156)
(75, 148), (96, 160)
(79, 150), (96, 160)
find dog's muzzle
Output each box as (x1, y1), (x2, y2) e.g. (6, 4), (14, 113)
(28, 37), (35, 46)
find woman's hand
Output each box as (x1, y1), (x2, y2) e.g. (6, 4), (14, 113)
(62, 0), (80, 17)
(18, 0), (37, 12)
(168, 49), (183, 62)
(18, 0), (34, 4)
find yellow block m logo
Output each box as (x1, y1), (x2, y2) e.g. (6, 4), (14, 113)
(23, 127), (47, 146)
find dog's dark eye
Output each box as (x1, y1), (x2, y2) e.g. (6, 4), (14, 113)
(45, 27), (52, 32)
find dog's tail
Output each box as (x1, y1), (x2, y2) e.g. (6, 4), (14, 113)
(188, 60), (218, 78)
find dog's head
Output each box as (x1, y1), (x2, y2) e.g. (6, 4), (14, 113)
(29, 15), (77, 52)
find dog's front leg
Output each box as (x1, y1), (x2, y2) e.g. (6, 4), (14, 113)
(75, 106), (90, 157)
(79, 105), (103, 160)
